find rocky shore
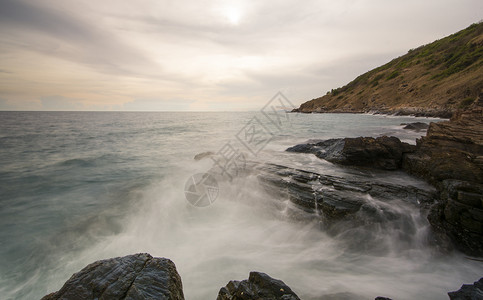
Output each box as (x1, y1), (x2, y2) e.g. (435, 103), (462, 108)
(41, 109), (482, 300)
(292, 106), (455, 119)
(286, 107), (483, 256)
(42, 253), (481, 300)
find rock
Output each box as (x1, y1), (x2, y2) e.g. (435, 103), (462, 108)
(217, 271), (300, 300)
(427, 180), (483, 256)
(41, 253), (184, 300)
(194, 151), (215, 161)
(403, 108), (483, 256)
(403, 108), (483, 185)
(375, 297), (393, 300)
(287, 136), (416, 170)
(256, 163), (437, 240)
(448, 277), (483, 300)
(401, 122), (429, 131)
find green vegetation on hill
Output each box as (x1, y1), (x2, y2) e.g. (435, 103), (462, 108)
(297, 22), (483, 117)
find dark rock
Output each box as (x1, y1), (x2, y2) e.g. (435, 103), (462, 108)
(287, 136), (416, 170)
(402, 122), (429, 131)
(403, 108), (483, 256)
(375, 297), (393, 300)
(256, 163), (437, 237)
(428, 180), (483, 256)
(403, 108), (483, 185)
(41, 253), (184, 300)
(217, 271), (300, 300)
(448, 277), (483, 300)
(194, 151), (215, 161)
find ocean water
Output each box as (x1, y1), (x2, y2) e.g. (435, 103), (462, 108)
(0, 111), (481, 300)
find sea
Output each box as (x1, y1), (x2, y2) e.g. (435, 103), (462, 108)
(0, 111), (481, 300)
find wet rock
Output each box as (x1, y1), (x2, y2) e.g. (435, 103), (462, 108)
(194, 151), (215, 161)
(428, 180), (483, 256)
(403, 108), (483, 256)
(256, 163), (437, 228)
(375, 297), (393, 300)
(41, 253), (184, 300)
(217, 271), (300, 300)
(287, 136), (416, 170)
(401, 122), (429, 131)
(448, 277), (483, 300)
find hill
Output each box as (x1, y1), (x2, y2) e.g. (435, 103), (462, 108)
(295, 22), (483, 117)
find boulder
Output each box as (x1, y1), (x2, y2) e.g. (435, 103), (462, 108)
(448, 277), (483, 300)
(217, 271), (300, 300)
(287, 136), (416, 170)
(41, 253), (184, 300)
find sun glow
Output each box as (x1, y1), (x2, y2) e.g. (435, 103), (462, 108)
(222, 5), (242, 25)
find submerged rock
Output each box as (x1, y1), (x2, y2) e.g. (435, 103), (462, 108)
(448, 277), (483, 300)
(194, 151), (215, 161)
(41, 253), (184, 300)
(217, 271), (300, 300)
(287, 136), (415, 170)
(401, 122), (429, 131)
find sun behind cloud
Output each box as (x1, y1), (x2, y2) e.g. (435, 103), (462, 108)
(220, 4), (243, 25)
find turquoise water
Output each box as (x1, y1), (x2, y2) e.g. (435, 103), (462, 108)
(0, 111), (480, 299)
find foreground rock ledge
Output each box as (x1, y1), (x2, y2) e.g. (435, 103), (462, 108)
(448, 277), (483, 300)
(217, 271), (300, 300)
(41, 253), (184, 300)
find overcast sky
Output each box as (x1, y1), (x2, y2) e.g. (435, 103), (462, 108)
(0, 0), (481, 111)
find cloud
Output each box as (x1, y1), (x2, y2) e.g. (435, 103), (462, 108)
(40, 96), (85, 111)
(0, 0), (481, 110)
(122, 98), (196, 111)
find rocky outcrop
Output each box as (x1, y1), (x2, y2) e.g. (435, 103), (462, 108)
(286, 136), (416, 170)
(41, 253), (184, 300)
(403, 108), (483, 256)
(256, 163), (437, 236)
(403, 108), (483, 184)
(448, 277), (483, 300)
(217, 271), (300, 300)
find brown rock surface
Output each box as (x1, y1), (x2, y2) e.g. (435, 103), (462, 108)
(403, 108), (483, 256)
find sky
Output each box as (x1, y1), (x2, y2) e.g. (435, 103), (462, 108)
(0, 0), (481, 111)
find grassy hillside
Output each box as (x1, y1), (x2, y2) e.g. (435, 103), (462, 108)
(297, 22), (483, 117)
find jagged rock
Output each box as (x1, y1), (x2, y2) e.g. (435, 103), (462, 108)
(41, 253), (184, 300)
(375, 297), (393, 300)
(287, 136), (416, 170)
(403, 108), (483, 185)
(448, 277), (483, 300)
(217, 271), (300, 300)
(427, 180), (483, 256)
(403, 108), (483, 256)
(401, 122), (429, 131)
(256, 163), (437, 231)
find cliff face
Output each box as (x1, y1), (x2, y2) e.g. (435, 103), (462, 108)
(296, 22), (483, 117)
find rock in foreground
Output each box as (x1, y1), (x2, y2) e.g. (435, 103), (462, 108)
(42, 253), (184, 300)
(217, 271), (300, 300)
(286, 136), (415, 170)
(448, 277), (483, 300)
